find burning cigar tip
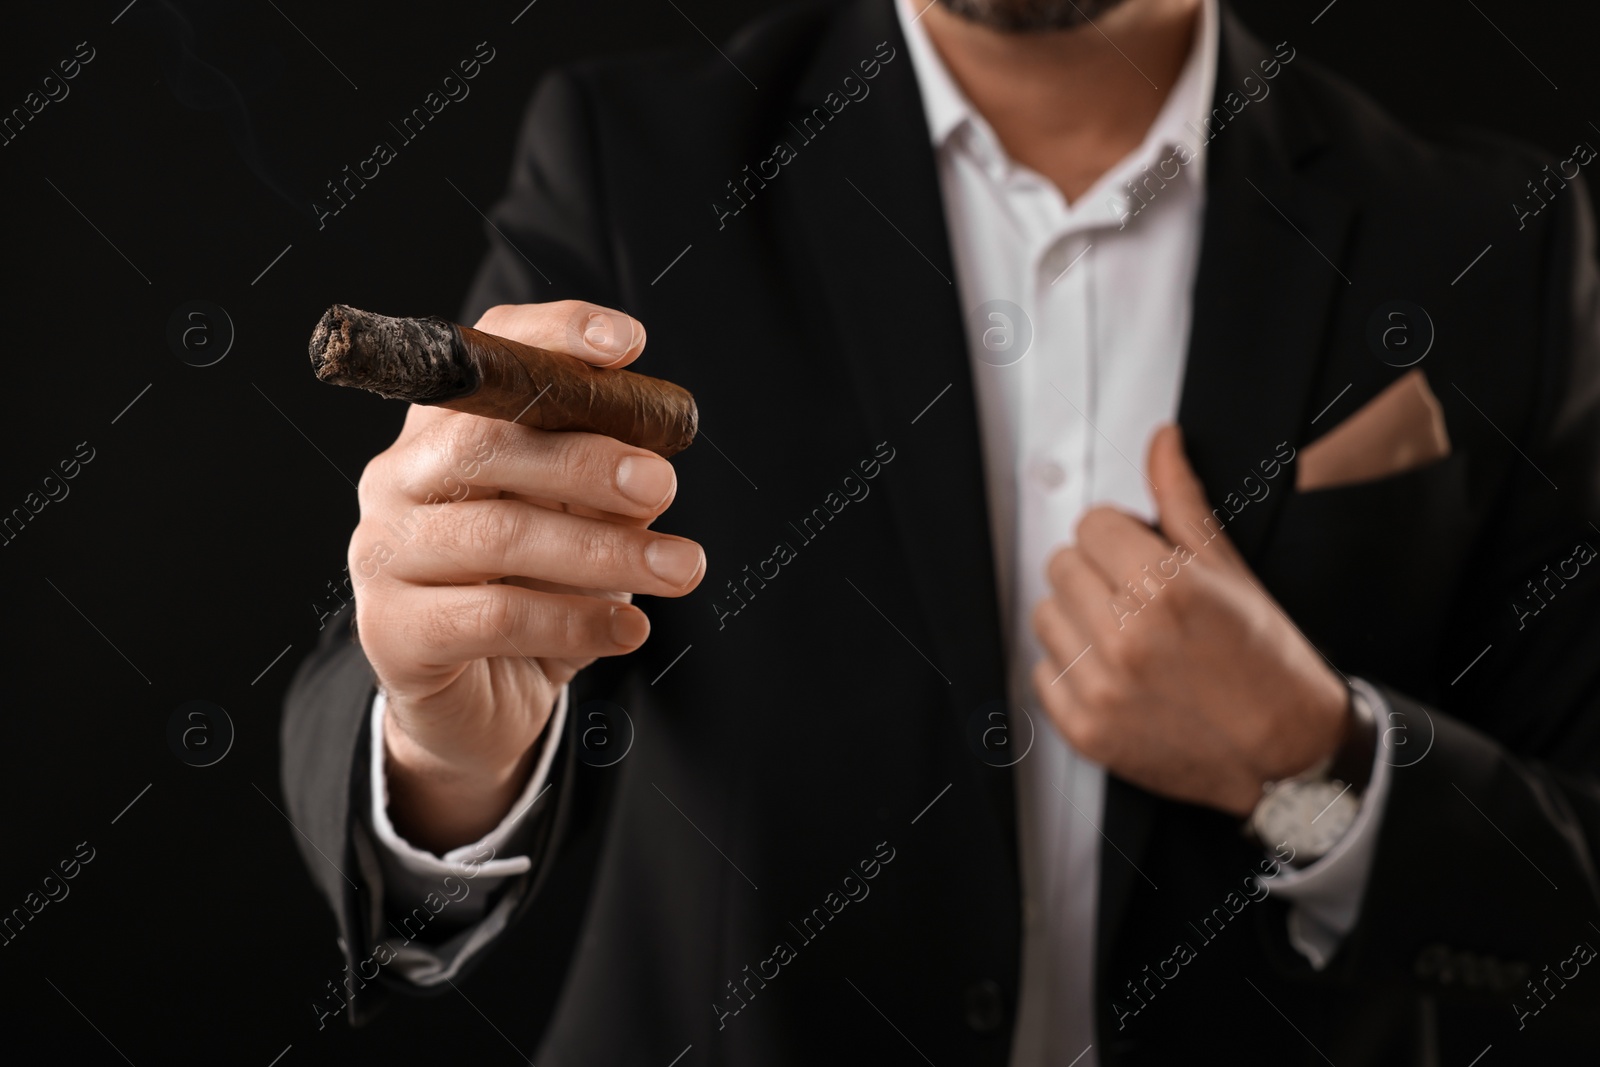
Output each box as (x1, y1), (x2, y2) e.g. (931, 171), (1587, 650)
(306, 303), (699, 457)
(308, 304), (479, 403)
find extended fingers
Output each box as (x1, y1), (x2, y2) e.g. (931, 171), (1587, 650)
(380, 497), (704, 595)
(369, 413), (678, 522)
(372, 584), (649, 680)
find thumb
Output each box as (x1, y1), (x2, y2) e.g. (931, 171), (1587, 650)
(472, 300), (647, 370)
(1148, 424), (1243, 570)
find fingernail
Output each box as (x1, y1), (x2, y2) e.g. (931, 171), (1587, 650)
(610, 605), (650, 647)
(584, 312), (635, 358)
(616, 456), (675, 508)
(645, 539), (702, 586)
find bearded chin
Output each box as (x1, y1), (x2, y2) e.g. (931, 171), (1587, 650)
(935, 0), (1133, 32)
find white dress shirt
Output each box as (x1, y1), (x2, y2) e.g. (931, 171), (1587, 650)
(366, 0), (1393, 1058)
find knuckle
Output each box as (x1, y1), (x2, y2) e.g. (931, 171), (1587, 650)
(415, 597), (462, 655)
(459, 504), (520, 562)
(418, 588), (511, 654)
(459, 417), (508, 469)
(1075, 506), (1113, 541)
(552, 436), (609, 491)
(474, 589), (523, 643)
(356, 451), (392, 512)
(349, 531), (400, 589)
(1029, 597), (1052, 638)
(1163, 570), (1196, 612)
(1077, 668), (1122, 712)
(551, 599), (579, 650)
(1031, 597), (1062, 647)
(346, 518), (375, 564)
(1113, 629), (1152, 671)
(436, 415), (490, 470)
(576, 521), (631, 577)
(1046, 546), (1078, 590)
(1099, 613), (1135, 652)
(352, 589), (385, 648)
(557, 600), (599, 652)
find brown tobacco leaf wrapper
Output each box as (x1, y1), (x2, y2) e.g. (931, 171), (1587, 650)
(307, 304), (698, 458)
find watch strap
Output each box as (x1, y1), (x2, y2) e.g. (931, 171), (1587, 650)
(1326, 683), (1377, 794)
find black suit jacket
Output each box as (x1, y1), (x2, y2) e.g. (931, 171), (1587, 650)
(282, 1), (1600, 1062)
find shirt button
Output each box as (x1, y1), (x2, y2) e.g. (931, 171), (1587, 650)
(1032, 459), (1066, 489)
(964, 979), (1005, 1033)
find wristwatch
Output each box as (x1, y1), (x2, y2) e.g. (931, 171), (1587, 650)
(1247, 683), (1378, 865)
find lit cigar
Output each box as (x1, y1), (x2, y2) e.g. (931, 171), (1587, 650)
(307, 304), (698, 458)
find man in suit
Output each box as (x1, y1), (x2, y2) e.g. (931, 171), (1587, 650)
(282, 0), (1600, 1062)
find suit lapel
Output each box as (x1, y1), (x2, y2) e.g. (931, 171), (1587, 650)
(1176, 16), (1356, 560)
(780, 0), (1018, 847)
(1095, 6), (1358, 989)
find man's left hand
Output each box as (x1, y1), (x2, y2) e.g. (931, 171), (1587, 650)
(1030, 425), (1349, 817)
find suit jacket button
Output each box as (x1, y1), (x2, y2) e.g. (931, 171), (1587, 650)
(964, 979), (1004, 1033)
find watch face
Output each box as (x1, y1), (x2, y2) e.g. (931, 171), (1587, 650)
(1252, 781), (1357, 860)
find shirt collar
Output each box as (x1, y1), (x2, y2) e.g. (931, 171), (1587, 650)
(894, 0), (1219, 187)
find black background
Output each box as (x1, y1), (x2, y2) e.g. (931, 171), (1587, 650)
(2, 0), (1596, 1061)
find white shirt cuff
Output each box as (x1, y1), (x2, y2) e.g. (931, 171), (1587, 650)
(1265, 677), (1394, 969)
(365, 685), (567, 986)
(368, 684), (568, 880)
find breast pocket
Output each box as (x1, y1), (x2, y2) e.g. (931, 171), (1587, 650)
(1252, 452), (1471, 691)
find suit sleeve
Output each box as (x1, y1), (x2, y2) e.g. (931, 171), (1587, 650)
(279, 66), (633, 1026)
(1278, 177), (1600, 1012)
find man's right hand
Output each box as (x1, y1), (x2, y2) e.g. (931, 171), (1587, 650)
(348, 300), (705, 853)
